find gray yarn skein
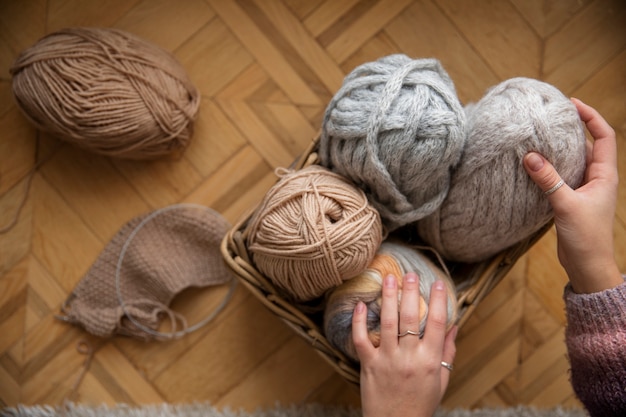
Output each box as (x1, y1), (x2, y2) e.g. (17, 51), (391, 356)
(319, 54), (466, 231)
(417, 77), (587, 263)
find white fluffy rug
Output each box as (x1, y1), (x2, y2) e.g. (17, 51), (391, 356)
(1, 402), (587, 417)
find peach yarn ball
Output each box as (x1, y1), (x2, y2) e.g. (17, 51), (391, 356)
(246, 165), (384, 302)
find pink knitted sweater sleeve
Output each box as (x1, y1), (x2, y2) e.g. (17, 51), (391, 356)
(563, 278), (626, 417)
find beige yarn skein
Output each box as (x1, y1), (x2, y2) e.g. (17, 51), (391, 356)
(10, 27), (200, 160)
(247, 165), (384, 302)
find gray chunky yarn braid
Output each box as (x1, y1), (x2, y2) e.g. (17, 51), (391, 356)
(418, 77), (587, 263)
(319, 54), (466, 231)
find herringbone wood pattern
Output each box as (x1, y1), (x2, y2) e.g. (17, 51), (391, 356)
(1, 0), (625, 412)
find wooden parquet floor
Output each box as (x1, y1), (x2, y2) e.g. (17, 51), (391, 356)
(1, 0), (625, 412)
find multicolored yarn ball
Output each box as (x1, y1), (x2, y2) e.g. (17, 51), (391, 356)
(417, 77), (587, 263)
(10, 27), (200, 160)
(324, 241), (458, 362)
(246, 165), (383, 302)
(319, 54), (466, 231)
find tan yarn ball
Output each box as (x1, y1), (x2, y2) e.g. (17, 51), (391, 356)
(247, 165), (384, 302)
(10, 27), (200, 160)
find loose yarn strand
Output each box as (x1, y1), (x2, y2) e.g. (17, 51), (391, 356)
(61, 339), (96, 415)
(0, 169), (35, 235)
(0, 139), (63, 235)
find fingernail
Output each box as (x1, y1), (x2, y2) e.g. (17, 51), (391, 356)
(434, 280), (445, 291)
(405, 272), (417, 283)
(525, 152), (544, 172)
(355, 301), (365, 314)
(385, 275), (396, 288)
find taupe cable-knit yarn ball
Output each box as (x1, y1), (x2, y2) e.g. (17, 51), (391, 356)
(10, 27), (200, 160)
(417, 77), (587, 263)
(319, 54), (466, 231)
(246, 165), (383, 302)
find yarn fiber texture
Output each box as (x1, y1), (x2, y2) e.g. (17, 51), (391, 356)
(324, 241), (458, 362)
(418, 77), (586, 263)
(10, 27), (200, 160)
(319, 54), (466, 231)
(246, 165), (383, 302)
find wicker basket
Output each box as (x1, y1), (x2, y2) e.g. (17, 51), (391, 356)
(220, 135), (552, 386)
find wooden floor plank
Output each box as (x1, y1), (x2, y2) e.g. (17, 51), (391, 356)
(516, 330), (568, 392)
(90, 343), (165, 404)
(454, 290), (523, 371)
(527, 358), (576, 407)
(251, 102), (318, 155)
(384, 0), (499, 103)
(303, 0), (361, 38)
(0, 361), (21, 406)
(543, 0), (626, 93)
(437, 0), (542, 81)
(152, 296), (293, 402)
(281, 0), (324, 21)
(443, 338), (520, 408)
(21, 336), (92, 404)
(72, 371), (117, 405)
(0, 82), (13, 119)
(39, 146), (151, 242)
(525, 231), (569, 324)
(0, 108), (37, 196)
(216, 64), (273, 101)
(183, 99), (248, 178)
(24, 256), (67, 331)
(113, 0), (215, 52)
(572, 48), (626, 136)
(0, 179), (32, 276)
(0, 0), (47, 73)
(112, 287), (251, 382)
(29, 174), (104, 292)
(521, 290), (562, 359)
(45, 0), (141, 33)
(326, 0), (413, 64)
(253, 0), (345, 94)
(510, 0), (591, 38)
(112, 156), (203, 210)
(218, 100), (301, 167)
(183, 144), (275, 223)
(175, 18), (255, 98)
(214, 336), (337, 410)
(0, 276), (26, 355)
(206, 0), (322, 106)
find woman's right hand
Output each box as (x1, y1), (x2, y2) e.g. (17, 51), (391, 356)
(353, 272), (457, 417)
(523, 98), (623, 294)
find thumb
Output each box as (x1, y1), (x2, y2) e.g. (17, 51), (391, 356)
(523, 152), (569, 199)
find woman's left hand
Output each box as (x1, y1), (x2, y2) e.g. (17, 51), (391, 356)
(353, 272), (458, 417)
